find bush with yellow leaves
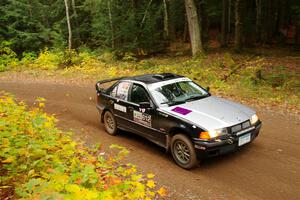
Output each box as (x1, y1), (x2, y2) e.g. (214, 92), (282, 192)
(0, 92), (167, 199)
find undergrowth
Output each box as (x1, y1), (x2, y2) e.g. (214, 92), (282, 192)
(0, 45), (299, 111)
(0, 92), (167, 199)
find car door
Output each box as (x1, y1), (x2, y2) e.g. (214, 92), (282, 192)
(109, 81), (133, 130)
(127, 83), (165, 146)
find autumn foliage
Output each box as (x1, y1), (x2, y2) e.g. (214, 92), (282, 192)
(0, 92), (167, 199)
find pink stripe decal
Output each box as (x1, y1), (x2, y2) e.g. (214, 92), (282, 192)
(171, 107), (192, 115)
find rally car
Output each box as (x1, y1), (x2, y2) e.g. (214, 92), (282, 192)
(95, 73), (262, 169)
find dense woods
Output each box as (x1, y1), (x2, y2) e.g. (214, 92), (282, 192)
(1, 0), (300, 56)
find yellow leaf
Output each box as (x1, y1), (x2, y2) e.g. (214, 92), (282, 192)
(146, 180), (155, 188)
(157, 187), (167, 197)
(28, 169), (35, 177)
(147, 173), (155, 179)
(65, 184), (80, 193)
(38, 102), (45, 108)
(1, 138), (10, 147)
(2, 157), (14, 164)
(147, 191), (155, 197)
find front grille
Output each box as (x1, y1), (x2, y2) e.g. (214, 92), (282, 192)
(231, 120), (251, 134)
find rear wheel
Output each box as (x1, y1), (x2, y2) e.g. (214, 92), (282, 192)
(171, 134), (198, 169)
(103, 111), (118, 135)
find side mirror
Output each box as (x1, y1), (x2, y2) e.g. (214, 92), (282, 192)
(139, 102), (151, 109)
(206, 86), (210, 92)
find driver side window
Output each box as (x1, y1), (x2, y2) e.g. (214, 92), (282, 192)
(130, 84), (150, 104)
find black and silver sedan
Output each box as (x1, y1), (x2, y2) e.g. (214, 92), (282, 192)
(95, 73), (262, 169)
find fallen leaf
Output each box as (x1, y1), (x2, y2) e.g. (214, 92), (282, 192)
(146, 180), (156, 188)
(147, 173), (155, 179)
(157, 187), (167, 197)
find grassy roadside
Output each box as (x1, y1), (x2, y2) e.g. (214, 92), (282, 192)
(1, 49), (299, 113)
(0, 92), (167, 199)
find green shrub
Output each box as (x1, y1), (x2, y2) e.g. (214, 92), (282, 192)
(0, 92), (167, 199)
(0, 41), (19, 71)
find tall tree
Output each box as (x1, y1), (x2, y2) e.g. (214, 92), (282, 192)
(64, 0), (72, 50)
(107, 0), (114, 48)
(71, 0), (81, 45)
(167, 0), (176, 42)
(234, 0), (243, 51)
(255, 0), (262, 43)
(163, 0), (169, 39)
(184, 0), (203, 56)
(221, 0), (229, 47)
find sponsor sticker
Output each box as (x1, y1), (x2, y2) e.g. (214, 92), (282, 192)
(133, 110), (151, 127)
(116, 82), (131, 100)
(171, 106), (192, 115)
(114, 104), (127, 113)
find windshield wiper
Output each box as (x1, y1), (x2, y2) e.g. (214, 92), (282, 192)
(161, 100), (186, 106)
(186, 94), (209, 102)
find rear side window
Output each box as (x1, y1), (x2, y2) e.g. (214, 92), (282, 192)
(130, 84), (150, 104)
(110, 82), (132, 101)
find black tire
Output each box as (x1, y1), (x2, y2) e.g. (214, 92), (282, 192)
(171, 134), (198, 169)
(103, 111), (118, 136)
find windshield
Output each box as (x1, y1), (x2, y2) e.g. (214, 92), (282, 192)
(150, 81), (209, 106)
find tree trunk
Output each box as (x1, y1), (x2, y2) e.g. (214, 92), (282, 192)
(234, 0), (242, 52)
(134, 0), (153, 44)
(131, 0), (137, 25)
(296, 22), (300, 46)
(255, 0), (262, 43)
(184, 0), (203, 57)
(198, 0), (209, 46)
(168, 0), (176, 42)
(163, 0), (169, 39)
(64, 0), (72, 50)
(221, 0), (229, 47)
(107, 0), (114, 48)
(71, 0), (77, 16)
(140, 0), (153, 28)
(71, 0), (80, 44)
(228, 0), (231, 33)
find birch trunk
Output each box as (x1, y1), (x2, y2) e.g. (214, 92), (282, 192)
(184, 0), (203, 57)
(64, 0), (72, 50)
(71, 0), (80, 42)
(140, 0), (153, 28)
(107, 0), (114, 48)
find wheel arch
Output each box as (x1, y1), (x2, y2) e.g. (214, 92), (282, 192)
(100, 107), (112, 123)
(166, 127), (192, 152)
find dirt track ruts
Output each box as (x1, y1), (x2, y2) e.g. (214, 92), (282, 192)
(1, 80), (300, 200)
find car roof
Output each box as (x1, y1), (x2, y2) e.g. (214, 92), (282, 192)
(121, 73), (184, 84)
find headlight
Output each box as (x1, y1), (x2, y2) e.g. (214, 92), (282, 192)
(200, 128), (228, 140)
(209, 128), (228, 138)
(250, 114), (259, 125)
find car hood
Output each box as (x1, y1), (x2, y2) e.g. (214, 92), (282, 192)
(159, 96), (255, 131)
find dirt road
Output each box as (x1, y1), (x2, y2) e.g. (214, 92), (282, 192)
(1, 80), (300, 200)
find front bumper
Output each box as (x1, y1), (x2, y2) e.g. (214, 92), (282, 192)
(194, 121), (262, 159)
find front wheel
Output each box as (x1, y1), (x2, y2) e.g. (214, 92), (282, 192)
(171, 134), (198, 169)
(103, 111), (118, 135)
